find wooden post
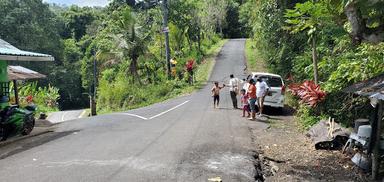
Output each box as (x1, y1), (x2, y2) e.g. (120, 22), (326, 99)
(373, 100), (383, 180)
(13, 80), (19, 105)
(312, 36), (319, 84)
(90, 96), (96, 116)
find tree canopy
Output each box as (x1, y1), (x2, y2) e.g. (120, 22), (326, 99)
(239, 0), (384, 128)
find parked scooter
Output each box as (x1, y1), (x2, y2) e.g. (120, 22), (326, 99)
(0, 101), (36, 141)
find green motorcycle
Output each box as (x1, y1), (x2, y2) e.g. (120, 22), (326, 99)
(0, 105), (36, 141)
(0, 91), (37, 141)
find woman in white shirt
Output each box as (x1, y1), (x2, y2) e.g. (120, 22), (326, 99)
(256, 77), (269, 116)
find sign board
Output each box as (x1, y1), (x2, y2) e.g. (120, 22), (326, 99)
(162, 27), (169, 33)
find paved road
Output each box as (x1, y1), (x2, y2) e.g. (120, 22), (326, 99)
(0, 39), (268, 182)
(47, 109), (86, 124)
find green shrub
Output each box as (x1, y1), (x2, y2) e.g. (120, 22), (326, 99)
(296, 104), (322, 130)
(12, 82), (60, 113)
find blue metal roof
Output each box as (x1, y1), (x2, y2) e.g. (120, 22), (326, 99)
(0, 39), (54, 61)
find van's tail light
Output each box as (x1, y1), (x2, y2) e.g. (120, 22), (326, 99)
(281, 85), (285, 95)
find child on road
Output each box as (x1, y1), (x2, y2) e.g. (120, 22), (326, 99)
(211, 81), (225, 108)
(240, 89), (250, 117)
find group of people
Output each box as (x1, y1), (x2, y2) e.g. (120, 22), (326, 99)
(211, 74), (269, 120)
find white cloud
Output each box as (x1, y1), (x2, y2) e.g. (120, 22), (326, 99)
(43, 0), (109, 7)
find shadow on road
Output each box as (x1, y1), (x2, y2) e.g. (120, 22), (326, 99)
(263, 106), (294, 117)
(0, 130), (80, 160)
(217, 107), (237, 110)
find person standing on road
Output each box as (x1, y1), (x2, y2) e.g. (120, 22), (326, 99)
(242, 77), (250, 94)
(211, 81), (225, 109)
(247, 79), (257, 120)
(240, 89), (250, 118)
(228, 74), (240, 109)
(256, 77), (270, 116)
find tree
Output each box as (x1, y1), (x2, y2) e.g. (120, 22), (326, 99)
(200, 0), (228, 35)
(343, 0), (384, 44)
(284, 1), (331, 84)
(96, 6), (151, 84)
(62, 6), (98, 40)
(223, 1), (243, 38)
(0, 0), (63, 61)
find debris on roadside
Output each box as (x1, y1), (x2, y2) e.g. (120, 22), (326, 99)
(306, 118), (350, 150)
(248, 113), (369, 181)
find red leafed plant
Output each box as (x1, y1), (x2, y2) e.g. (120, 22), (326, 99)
(288, 80), (326, 107)
(26, 95), (34, 104)
(185, 59), (195, 72)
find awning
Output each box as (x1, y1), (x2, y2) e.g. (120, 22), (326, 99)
(8, 66), (46, 80)
(343, 74), (384, 100)
(0, 39), (54, 62)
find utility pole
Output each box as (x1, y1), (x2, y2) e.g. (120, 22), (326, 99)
(162, 0), (171, 78)
(90, 51), (97, 116)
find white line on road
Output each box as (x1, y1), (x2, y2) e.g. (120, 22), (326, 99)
(116, 100), (190, 120)
(148, 100), (189, 120)
(78, 110), (87, 118)
(119, 113), (149, 120)
(61, 111), (69, 122)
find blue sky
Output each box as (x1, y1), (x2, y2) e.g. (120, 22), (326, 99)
(43, 0), (109, 7)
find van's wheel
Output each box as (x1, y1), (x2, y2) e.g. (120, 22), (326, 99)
(22, 116), (35, 135)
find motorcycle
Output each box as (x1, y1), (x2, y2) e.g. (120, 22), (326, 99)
(0, 104), (36, 141)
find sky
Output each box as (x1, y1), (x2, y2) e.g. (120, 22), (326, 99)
(43, 0), (110, 7)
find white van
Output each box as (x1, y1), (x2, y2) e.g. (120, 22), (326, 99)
(250, 72), (285, 110)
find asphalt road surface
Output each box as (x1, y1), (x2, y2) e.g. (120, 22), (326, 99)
(47, 109), (86, 124)
(0, 39), (268, 182)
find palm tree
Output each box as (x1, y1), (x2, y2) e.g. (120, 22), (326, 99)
(97, 6), (150, 84)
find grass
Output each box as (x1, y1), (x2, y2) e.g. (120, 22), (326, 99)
(245, 39), (267, 72)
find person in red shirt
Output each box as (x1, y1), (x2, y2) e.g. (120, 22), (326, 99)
(247, 79), (257, 120)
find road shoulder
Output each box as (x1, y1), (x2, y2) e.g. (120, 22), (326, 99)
(249, 112), (368, 181)
(244, 39), (368, 181)
(0, 123), (54, 148)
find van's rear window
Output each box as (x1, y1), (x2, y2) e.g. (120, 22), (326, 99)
(258, 76), (283, 87)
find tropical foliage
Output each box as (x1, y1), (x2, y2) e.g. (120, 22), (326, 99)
(288, 81), (326, 107)
(0, 0), (237, 113)
(240, 0), (384, 128)
(10, 82), (60, 113)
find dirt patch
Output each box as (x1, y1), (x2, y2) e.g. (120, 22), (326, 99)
(248, 109), (370, 181)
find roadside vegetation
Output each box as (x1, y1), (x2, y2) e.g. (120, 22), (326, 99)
(3, 0), (382, 126)
(0, 0), (245, 113)
(244, 39), (267, 72)
(97, 39), (227, 113)
(10, 82), (60, 113)
(240, 0), (384, 129)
